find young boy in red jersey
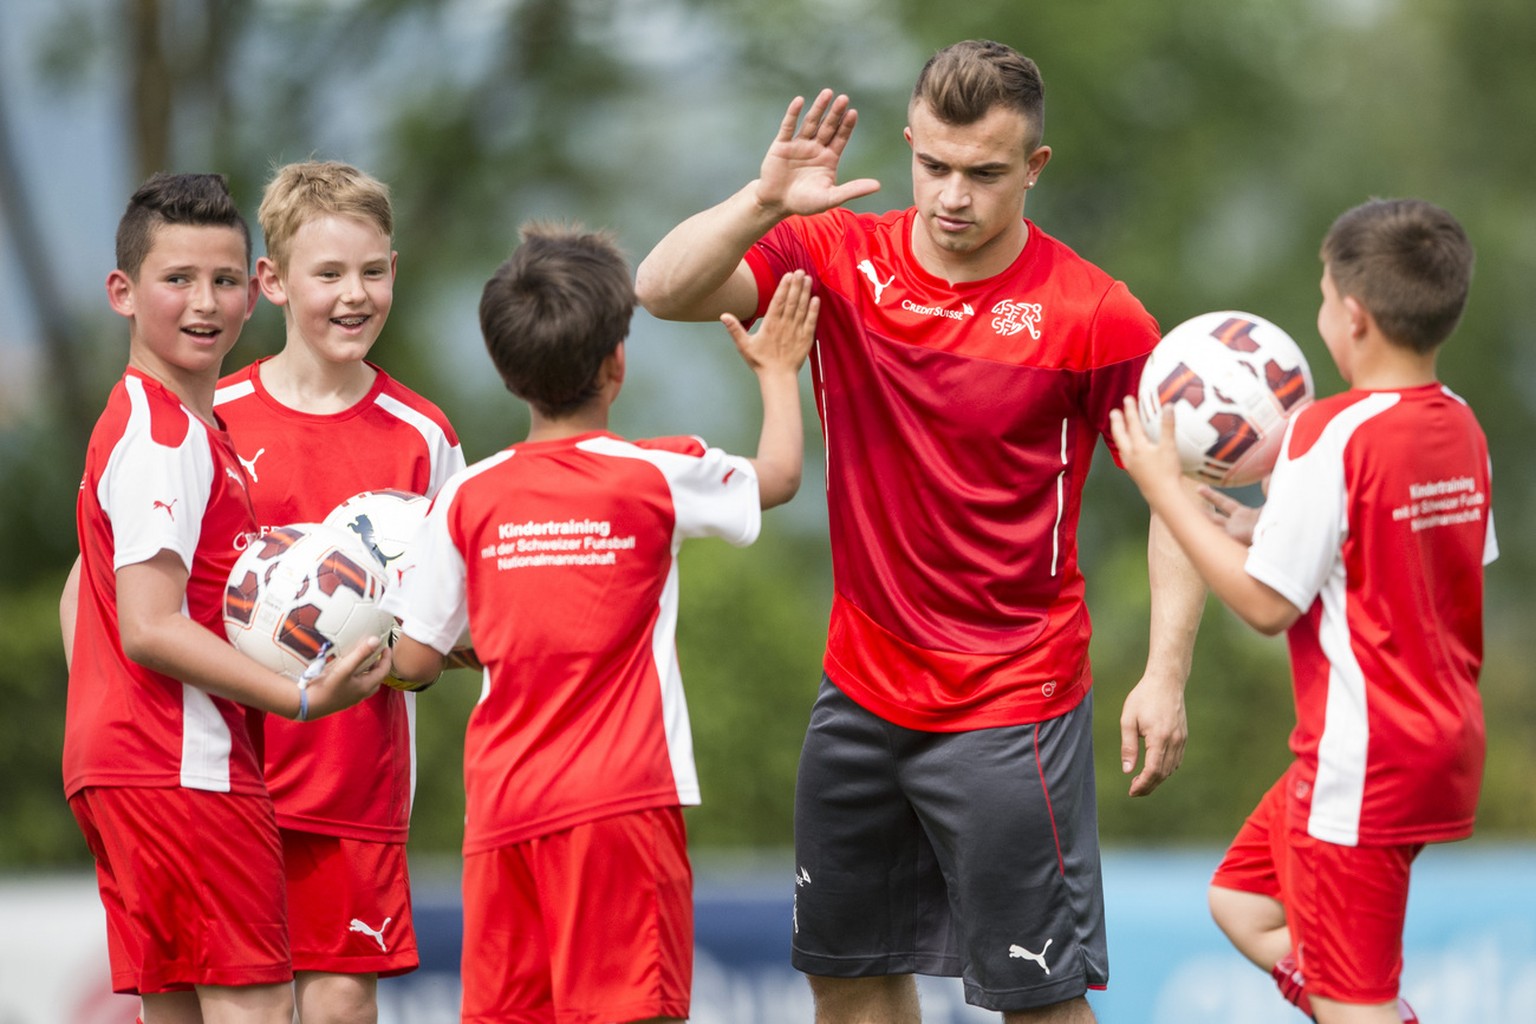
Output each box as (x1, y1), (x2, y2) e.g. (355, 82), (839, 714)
(1111, 197), (1495, 1024)
(64, 172), (391, 1024)
(383, 223), (818, 1024)
(213, 160), (464, 1023)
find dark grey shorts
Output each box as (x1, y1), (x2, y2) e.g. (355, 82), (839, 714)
(790, 677), (1106, 1012)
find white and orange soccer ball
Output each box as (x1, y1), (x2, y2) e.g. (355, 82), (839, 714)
(1136, 310), (1314, 487)
(223, 522), (394, 681)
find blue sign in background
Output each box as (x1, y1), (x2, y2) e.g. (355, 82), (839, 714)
(382, 845), (1536, 1023)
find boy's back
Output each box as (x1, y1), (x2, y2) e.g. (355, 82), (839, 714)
(401, 428), (761, 854)
(1246, 383), (1495, 846)
(383, 222), (816, 1024)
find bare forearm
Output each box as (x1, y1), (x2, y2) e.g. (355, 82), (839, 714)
(122, 613), (306, 719)
(750, 366), (806, 509)
(391, 633), (447, 685)
(117, 553), (383, 718)
(1146, 506), (1205, 683)
(1145, 481), (1298, 636)
(635, 185), (780, 322)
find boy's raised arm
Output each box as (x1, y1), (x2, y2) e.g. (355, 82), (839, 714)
(720, 271), (819, 509)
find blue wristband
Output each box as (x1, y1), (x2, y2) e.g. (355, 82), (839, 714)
(294, 640), (331, 723)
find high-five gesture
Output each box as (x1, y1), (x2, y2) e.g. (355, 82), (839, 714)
(755, 90), (881, 218)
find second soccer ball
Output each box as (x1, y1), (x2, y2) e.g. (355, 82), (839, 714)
(1136, 310), (1314, 487)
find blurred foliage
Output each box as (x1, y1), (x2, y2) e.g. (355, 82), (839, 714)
(0, 577), (78, 865)
(1, 0), (1532, 869)
(674, 527), (832, 847)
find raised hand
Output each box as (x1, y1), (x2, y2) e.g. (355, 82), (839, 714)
(1109, 399), (1184, 501)
(756, 89), (881, 217)
(720, 270), (821, 510)
(721, 270), (820, 376)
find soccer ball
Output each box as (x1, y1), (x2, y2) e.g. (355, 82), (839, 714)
(223, 522), (394, 681)
(1136, 310), (1314, 486)
(324, 488), (475, 688)
(323, 489), (430, 589)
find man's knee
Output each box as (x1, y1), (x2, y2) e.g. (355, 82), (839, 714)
(807, 974), (920, 1024)
(1001, 994), (1096, 1023)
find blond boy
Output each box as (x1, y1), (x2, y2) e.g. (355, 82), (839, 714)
(214, 161), (464, 1024)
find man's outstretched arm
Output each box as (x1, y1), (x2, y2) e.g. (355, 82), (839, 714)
(636, 89), (879, 322)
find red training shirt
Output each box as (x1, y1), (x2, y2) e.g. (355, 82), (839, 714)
(1246, 385), (1496, 846)
(215, 358), (463, 842)
(65, 370), (265, 797)
(747, 209), (1160, 730)
(381, 431), (760, 855)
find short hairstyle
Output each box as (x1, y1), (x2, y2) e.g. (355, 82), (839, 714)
(1321, 198), (1475, 354)
(911, 39), (1046, 151)
(478, 223), (636, 417)
(258, 160), (393, 271)
(115, 172), (250, 279)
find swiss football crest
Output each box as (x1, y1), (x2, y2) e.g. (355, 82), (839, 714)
(991, 299), (1043, 339)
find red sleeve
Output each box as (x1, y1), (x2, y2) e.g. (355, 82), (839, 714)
(1084, 281), (1160, 461)
(745, 215), (826, 321)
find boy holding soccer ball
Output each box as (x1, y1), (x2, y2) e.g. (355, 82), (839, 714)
(63, 172), (391, 1024)
(1110, 197), (1495, 1024)
(383, 223), (818, 1023)
(213, 160), (464, 1022)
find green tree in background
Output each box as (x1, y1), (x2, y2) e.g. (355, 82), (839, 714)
(1, 0), (1530, 868)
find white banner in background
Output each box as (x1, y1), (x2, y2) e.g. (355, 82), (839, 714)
(4, 847), (1534, 1024)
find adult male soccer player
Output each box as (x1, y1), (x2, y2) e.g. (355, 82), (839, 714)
(636, 39), (1205, 1023)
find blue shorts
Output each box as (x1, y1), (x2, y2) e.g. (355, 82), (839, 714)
(791, 677), (1106, 1012)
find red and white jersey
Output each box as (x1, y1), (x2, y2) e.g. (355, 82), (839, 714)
(65, 370), (265, 798)
(215, 358), (464, 842)
(380, 431), (760, 854)
(1246, 385), (1496, 846)
(746, 210), (1159, 731)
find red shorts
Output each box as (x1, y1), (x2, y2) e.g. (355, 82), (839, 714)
(460, 807), (692, 1024)
(281, 829), (418, 977)
(1212, 767), (1423, 1004)
(69, 786), (291, 995)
